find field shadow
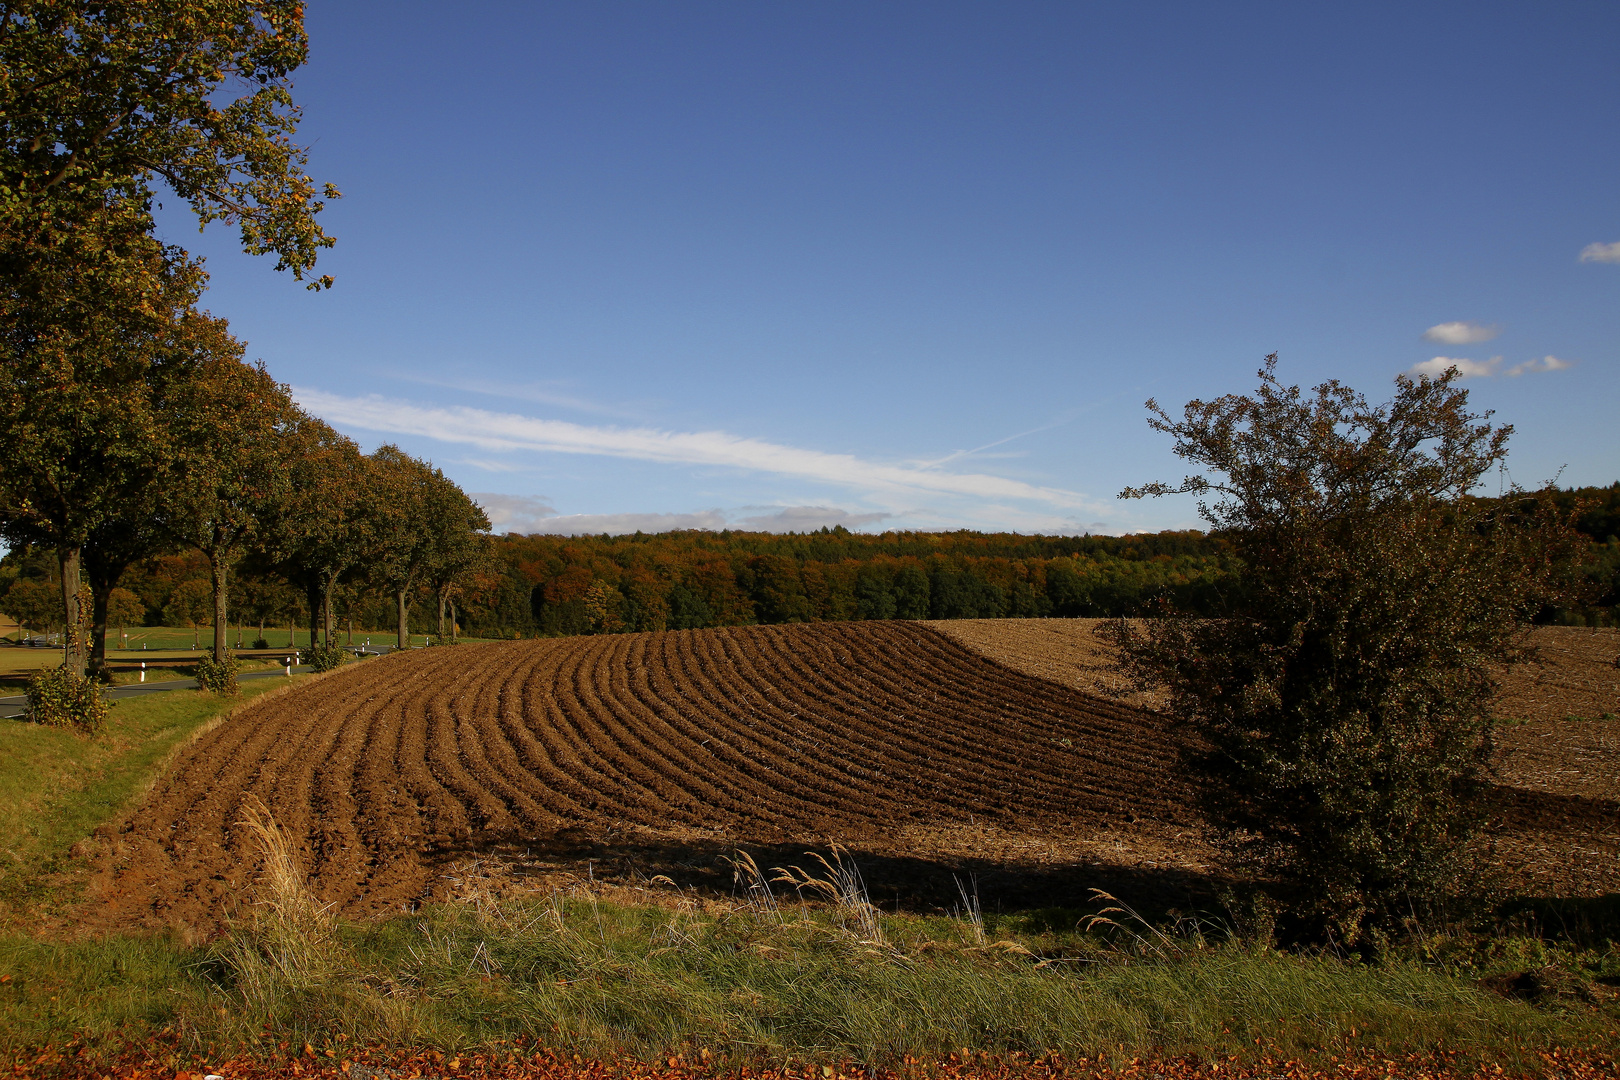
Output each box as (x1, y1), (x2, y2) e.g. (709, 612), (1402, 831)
(422, 826), (1229, 920)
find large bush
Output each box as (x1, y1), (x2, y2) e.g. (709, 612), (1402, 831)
(1108, 357), (1584, 941)
(299, 642), (346, 673)
(26, 665), (110, 729)
(195, 650), (240, 695)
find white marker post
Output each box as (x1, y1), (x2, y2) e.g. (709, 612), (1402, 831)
(285, 654), (292, 677)
(140, 661), (145, 683)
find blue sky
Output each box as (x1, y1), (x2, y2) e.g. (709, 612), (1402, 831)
(160, 2), (1620, 535)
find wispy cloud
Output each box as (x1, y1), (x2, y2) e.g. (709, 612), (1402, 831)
(468, 493), (1117, 537)
(1410, 356), (1501, 378)
(1422, 321), (1500, 345)
(1505, 355), (1572, 377)
(382, 372), (650, 419)
(295, 389), (1099, 513)
(1578, 241), (1620, 264)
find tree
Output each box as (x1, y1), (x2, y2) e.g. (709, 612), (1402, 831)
(164, 578), (212, 649)
(158, 322), (298, 665)
(1106, 357), (1584, 940)
(84, 506), (171, 673)
(262, 417), (369, 647)
(364, 446), (441, 650)
(420, 481), (492, 642)
(0, 0), (338, 287)
(106, 586), (144, 645)
(1, 576), (59, 636)
(0, 0), (337, 672)
(0, 231), (200, 674)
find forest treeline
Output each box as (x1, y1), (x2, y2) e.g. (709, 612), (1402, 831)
(499, 483), (1617, 636)
(13, 482), (1609, 647)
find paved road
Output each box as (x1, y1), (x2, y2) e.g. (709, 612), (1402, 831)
(0, 664), (315, 719)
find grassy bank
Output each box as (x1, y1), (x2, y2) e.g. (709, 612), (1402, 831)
(0, 883), (1615, 1071)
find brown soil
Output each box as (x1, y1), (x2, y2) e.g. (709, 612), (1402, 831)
(75, 620), (1618, 936)
(78, 623), (1209, 935)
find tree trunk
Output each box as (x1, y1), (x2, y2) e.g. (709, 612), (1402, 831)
(437, 591), (446, 641)
(305, 580), (321, 649)
(209, 550), (229, 663)
(84, 554), (123, 682)
(396, 587), (409, 650)
(58, 547), (84, 676)
(451, 600), (458, 644)
(89, 579), (111, 681)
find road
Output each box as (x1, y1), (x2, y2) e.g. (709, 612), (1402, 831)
(0, 663), (324, 719)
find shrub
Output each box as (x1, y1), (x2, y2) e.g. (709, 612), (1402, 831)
(195, 650), (241, 695)
(1109, 357), (1584, 942)
(26, 665), (110, 729)
(251, 636), (270, 650)
(300, 642), (346, 673)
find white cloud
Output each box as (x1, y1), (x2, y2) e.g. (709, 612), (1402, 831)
(1409, 356), (1501, 379)
(1578, 241), (1620, 264)
(1505, 355), (1573, 377)
(294, 389), (1100, 515)
(1422, 321), (1500, 345)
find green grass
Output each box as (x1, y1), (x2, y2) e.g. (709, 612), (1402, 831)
(0, 676), (310, 917)
(0, 893), (1614, 1069)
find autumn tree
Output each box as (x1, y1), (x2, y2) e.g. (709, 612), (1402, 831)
(262, 417), (369, 647)
(158, 319), (299, 665)
(1107, 357), (1584, 940)
(106, 587), (145, 646)
(0, 0), (336, 672)
(364, 446), (438, 650)
(422, 481), (492, 643)
(365, 447), (492, 649)
(84, 506), (171, 674)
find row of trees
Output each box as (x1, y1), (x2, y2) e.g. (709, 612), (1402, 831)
(0, 324), (492, 677)
(0, 3), (490, 681)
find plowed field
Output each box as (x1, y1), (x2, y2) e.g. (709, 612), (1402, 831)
(80, 620), (1619, 935)
(84, 623), (1199, 933)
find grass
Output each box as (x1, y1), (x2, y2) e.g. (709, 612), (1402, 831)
(0, 878), (1615, 1070)
(0, 675), (312, 917)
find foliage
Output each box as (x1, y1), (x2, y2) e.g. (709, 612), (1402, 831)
(0, 0), (338, 285)
(516, 528), (1237, 638)
(299, 642), (346, 673)
(24, 664), (109, 729)
(0, 576), (59, 634)
(1107, 358), (1586, 941)
(162, 578), (213, 630)
(0, 0), (337, 673)
(195, 650), (241, 696)
(158, 326), (301, 662)
(105, 587), (145, 628)
(260, 418), (371, 645)
(364, 445), (489, 647)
